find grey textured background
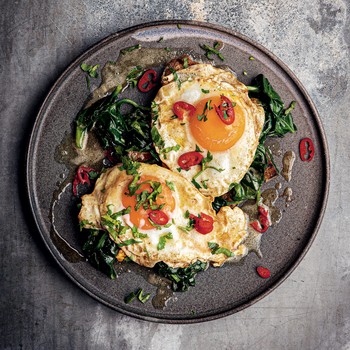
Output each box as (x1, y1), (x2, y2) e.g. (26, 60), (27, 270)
(0, 1), (349, 349)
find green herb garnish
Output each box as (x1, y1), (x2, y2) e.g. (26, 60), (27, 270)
(120, 44), (141, 55)
(200, 43), (224, 61)
(169, 67), (181, 89)
(80, 63), (100, 78)
(157, 232), (173, 250)
(208, 242), (233, 257)
(183, 57), (188, 68)
(126, 66), (144, 88)
(166, 180), (175, 191)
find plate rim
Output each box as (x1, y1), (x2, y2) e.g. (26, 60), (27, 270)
(25, 19), (330, 324)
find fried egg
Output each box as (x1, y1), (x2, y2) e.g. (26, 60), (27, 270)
(78, 163), (248, 268)
(152, 63), (265, 198)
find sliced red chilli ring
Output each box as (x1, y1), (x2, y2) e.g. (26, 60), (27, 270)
(137, 69), (157, 92)
(256, 266), (271, 279)
(220, 95), (233, 108)
(250, 205), (271, 233)
(149, 210), (169, 225)
(299, 137), (315, 162)
(190, 212), (214, 234)
(214, 95), (235, 125)
(72, 165), (95, 196)
(178, 151), (203, 170)
(172, 101), (196, 120)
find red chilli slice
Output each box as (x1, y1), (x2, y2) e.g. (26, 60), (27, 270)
(299, 137), (315, 162)
(72, 165), (95, 196)
(178, 151), (203, 170)
(256, 266), (271, 279)
(137, 69), (157, 92)
(250, 205), (271, 233)
(149, 210), (169, 225)
(190, 212), (214, 234)
(172, 101), (196, 120)
(214, 95), (235, 125)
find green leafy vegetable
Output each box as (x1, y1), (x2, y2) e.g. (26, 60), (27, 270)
(81, 229), (119, 279)
(74, 87), (158, 165)
(155, 261), (208, 292)
(248, 74), (297, 142)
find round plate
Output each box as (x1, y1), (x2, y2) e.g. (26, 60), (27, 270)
(26, 20), (329, 323)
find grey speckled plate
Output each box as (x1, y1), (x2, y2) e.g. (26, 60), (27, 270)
(26, 20), (329, 323)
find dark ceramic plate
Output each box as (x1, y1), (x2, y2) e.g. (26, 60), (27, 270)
(26, 20), (329, 323)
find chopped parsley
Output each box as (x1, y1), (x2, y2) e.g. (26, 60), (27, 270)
(200, 43), (224, 61)
(120, 44), (141, 55)
(166, 180), (175, 191)
(80, 63), (100, 78)
(124, 288), (151, 304)
(197, 99), (212, 122)
(169, 67), (181, 89)
(183, 57), (189, 68)
(157, 232), (173, 250)
(191, 151), (224, 189)
(208, 242), (234, 257)
(118, 239), (142, 247)
(80, 63), (100, 89)
(126, 66), (144, 88)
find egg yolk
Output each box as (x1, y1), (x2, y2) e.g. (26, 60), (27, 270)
(189, 95), (245, 152)
(121, 175), (175, 230)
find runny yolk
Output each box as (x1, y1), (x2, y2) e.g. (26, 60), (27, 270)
(121, 175), (175, 230)
(189, 95), (245, 152)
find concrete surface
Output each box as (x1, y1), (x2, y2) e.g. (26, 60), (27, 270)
(0, 0), (349, 349)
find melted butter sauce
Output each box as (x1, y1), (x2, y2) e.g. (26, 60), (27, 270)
(281, 151), (296, 182)
(88, 47), (206, 107)
(147, 273), (174, 309)
(50, 182), (85, 263)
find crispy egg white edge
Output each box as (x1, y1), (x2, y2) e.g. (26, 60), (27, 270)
(152, 64), (265, 198)
(78, 163), (249, 268)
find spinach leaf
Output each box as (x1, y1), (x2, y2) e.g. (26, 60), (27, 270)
(81, 229), (119, 279)
(155, 261), (208, 292)
(75, 88), (159, 164)
(248, 74), (297, 142)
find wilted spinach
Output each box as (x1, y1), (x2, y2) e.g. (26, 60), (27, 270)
(155, 261), (208, 292)
(75, 86), (158, 163)
(81, 229), (119, 279)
